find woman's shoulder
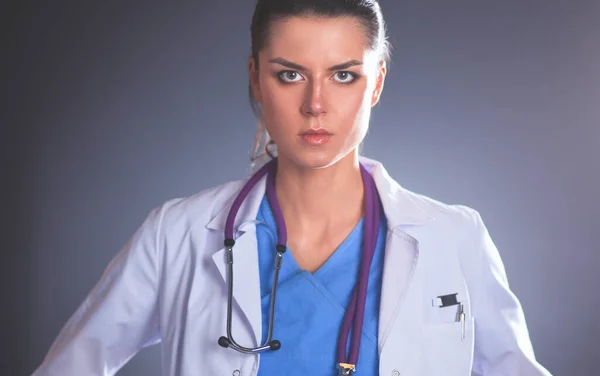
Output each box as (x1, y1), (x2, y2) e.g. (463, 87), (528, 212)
(128, 178), (248, 247)
(368, 156), (483, 234)
(378, 167), (483, 238)
(401, 186), (481, 228)
(390, 185), (493, 274)
(391, 181), (495, 267)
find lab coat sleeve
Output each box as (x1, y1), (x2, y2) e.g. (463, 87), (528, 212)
(467, 210), (552, 376)
(31, 205), (165, 376)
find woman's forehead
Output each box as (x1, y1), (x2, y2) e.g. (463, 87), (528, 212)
(262, 16), (373, 64)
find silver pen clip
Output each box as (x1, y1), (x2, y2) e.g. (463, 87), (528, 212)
(458, 303), (465, 341)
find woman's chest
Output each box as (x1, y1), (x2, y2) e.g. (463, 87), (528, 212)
(156, 226), (475, 376)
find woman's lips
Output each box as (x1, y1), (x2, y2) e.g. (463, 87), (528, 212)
(299, 129), (333, 146)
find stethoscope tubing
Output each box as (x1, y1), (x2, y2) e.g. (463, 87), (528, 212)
(218, 158), (381, 374)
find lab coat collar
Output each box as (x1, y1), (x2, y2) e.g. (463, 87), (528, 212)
(205, 156), (435, 232)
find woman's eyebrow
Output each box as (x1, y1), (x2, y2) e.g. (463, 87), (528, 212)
(328, 59), (363, 71)
(268, 57), (363, 71)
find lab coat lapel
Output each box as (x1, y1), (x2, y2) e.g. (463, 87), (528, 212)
(362, 157), (435, 350)
(208, 174), (268, 348)
(377, 228), (420, 351)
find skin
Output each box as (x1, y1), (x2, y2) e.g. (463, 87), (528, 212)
(249, 16), (387, 273)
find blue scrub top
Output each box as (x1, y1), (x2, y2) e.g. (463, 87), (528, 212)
(255, 194), (387, 376)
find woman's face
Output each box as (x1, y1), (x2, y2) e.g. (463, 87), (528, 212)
(249, 16), (386, 170)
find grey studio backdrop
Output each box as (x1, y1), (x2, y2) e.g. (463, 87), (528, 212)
(3, 1), (599, 375)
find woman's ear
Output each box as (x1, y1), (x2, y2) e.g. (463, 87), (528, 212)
(248, 56), (262, 103)
(371, 61), (387, 107)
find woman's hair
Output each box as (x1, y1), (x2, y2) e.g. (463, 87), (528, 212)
(248, 0), (391, 172)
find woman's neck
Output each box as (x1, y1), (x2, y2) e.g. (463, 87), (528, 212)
(273, 151), (365, 236)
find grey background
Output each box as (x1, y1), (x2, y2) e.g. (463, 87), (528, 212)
(3, 1), (599, 375)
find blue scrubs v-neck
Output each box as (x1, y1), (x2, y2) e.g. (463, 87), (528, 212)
(255, 194), (387, 375)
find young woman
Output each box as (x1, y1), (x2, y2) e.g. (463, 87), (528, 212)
(32, 1), (552, 375)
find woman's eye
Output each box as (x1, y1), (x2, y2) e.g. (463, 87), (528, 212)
(278, 70), (303, 83)
(333, 71), (357, 84)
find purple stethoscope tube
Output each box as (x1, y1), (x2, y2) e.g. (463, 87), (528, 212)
(218, 157), (382, 375)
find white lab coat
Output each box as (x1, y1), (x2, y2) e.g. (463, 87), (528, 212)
(32, 157), (552, 376)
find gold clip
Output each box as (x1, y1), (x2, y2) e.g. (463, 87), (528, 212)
(337, 363), (356, 375)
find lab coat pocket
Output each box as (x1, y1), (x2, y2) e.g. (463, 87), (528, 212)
(421, 318), (475, 376)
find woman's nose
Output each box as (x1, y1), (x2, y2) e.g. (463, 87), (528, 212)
(301, 81), (326, 116)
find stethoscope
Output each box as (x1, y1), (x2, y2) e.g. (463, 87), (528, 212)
(218, 157), (382, 375)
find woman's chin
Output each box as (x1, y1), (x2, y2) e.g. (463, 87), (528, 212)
(279, 148), (355, 170)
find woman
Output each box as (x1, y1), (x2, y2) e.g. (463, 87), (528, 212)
(32, 1), (552, 375)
